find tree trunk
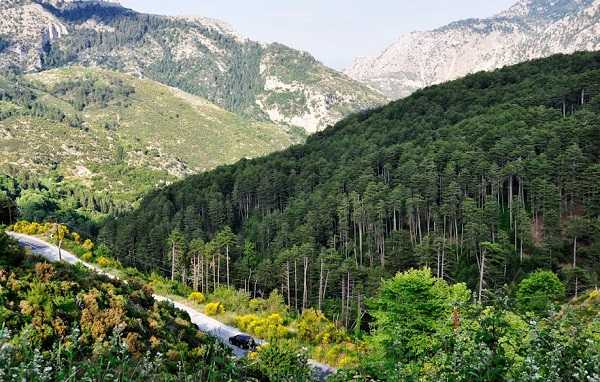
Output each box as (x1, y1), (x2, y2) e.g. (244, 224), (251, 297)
(509, 175), (513, 230)
(303, 257), (308, 311)
(226, 245), (230, 287)
(286, 261), (291, 307)
(171, 242), (176, 281)
(318, 259), (323, 311)
(574, 236), (578, 298)
(478, 249), (485, 304)
(294, 259), (298, 313)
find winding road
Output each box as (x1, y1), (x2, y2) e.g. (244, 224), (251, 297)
(7, 232), (336, 380)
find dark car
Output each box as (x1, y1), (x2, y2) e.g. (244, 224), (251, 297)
(229, 334), (257, 350)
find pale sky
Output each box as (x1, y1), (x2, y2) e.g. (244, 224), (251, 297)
(119, 0), (517, 70)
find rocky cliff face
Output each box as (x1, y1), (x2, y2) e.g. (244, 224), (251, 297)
(0, 0), (385, 133)
(345, 0), (600, 99)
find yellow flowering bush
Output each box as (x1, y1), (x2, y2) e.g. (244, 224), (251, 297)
(81, 252), (94, 262)
(81, 239), (94, 251)
(235, 313), (288, 340)
(188, 291), (206, 304)
(95, 256), (112, 268)
(296, 308), (345, 344)
(204, 302), (224, 316)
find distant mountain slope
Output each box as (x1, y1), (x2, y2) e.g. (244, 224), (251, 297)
(0, 66), (294, 201)
(0, 0), (386, 133)
(345, 0), (600, 98)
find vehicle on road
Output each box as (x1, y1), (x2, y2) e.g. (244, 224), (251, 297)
(229, 334), (257, 350)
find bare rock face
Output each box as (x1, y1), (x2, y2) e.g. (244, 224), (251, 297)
(38, 0), (121, 7)
(0, 2), (68, 71)
(345, 0), (600, 99)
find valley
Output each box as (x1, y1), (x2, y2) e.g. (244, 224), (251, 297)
(0, 0), (599, 381)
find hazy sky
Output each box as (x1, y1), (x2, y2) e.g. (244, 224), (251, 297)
(119, 0), (517, 70)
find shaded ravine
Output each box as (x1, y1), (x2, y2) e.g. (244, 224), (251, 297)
(7, 232), (336, 380)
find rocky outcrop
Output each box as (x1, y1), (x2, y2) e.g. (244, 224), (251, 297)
(345, 0), (600, 99)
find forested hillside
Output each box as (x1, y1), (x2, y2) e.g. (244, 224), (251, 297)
(100, 52), (600, 325)
(0, 67), (297, 235)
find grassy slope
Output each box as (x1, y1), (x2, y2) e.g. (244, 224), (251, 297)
(0, 66), (298, 201)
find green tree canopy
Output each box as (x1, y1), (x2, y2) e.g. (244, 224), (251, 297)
(516, 270), (565, 315)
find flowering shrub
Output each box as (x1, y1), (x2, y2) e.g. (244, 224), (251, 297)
(297, 309), (346, 345)
(10, 220), (53, 235)
(204, 302), (224, 316)
(235, 313), (288, 340)
(188, 291), (206, 304)
(95, 256), (113, 268)
(81, 239), (95, 251)
(81, 252), (94, 262)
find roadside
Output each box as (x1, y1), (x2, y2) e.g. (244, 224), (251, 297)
(7, 232), (337, 380)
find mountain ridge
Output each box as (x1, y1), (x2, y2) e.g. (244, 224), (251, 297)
(0, 0), (386, 133)
(345, 0), (600, 99)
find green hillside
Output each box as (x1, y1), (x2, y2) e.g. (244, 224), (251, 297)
(0, 67), (297, 204)
(0, 1), (386, 133)
(100, 51), (600, 314)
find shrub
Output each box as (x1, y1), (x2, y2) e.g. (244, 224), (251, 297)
(208, 287), (250, 311)
(516, 270), (565, 316)
(81, 252), (94, 262)
(204, 302), (224, 316)
(254, 339), (311, 382)
(81, 239), (94, 251)
(297, 308), (344, 344)
(71, 232), (81, 243)
(188, 292), (206, 304)
(34, 262), (55, 282)
(235, 313), (288, 340)
(313, 342), (359, 368)
(11, 220), (50, 235)
(96, 256), (112, 268)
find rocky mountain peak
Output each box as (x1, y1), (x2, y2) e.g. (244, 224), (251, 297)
(345, 0), (600, 99)
(36, 0), (121, 8)
(498, 0), (596, 20)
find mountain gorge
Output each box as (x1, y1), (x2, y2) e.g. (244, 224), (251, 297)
(345, 0), (600, 98)
(0, 0), (386, 133)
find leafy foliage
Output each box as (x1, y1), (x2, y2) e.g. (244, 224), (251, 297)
(516, 270), (566, 315)
(333, 269), (599, 382)
(253, 340), (313, 382)
(0, 229), (242, 381)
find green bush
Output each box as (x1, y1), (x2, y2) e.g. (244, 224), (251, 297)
(254, 339), (312, 382)
(516, 270), (565, 315)
(208, 287), (250, 311)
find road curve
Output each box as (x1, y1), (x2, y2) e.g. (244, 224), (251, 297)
(7, 232), (336, 380)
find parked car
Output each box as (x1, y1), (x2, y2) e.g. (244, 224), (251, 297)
(229, 334), (257, 350)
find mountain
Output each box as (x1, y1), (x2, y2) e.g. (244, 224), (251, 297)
(345, 0), (600, 98)
(99, 51), (600, 314)
(0, 66), (295, 202)
(0, 0), (386, 133)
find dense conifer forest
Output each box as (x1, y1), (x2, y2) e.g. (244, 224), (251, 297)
(99, 51), (600, 326)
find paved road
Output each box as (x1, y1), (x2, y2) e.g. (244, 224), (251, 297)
(8, 232), (336, 380)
